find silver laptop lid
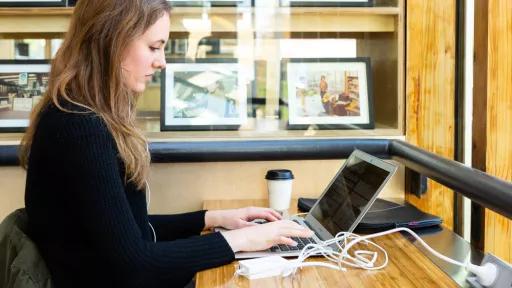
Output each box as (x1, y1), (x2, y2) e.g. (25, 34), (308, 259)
(304, 149), (397, 241)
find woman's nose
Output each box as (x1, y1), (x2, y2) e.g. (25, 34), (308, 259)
(153, 59), (165, 70)
(153, 51), (166, 69)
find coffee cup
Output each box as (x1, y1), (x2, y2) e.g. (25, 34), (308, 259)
(265, 169), (294, 211)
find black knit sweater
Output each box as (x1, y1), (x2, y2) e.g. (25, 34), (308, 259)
(24, 103), (235, 288)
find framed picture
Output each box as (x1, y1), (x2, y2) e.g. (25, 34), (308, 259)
(281, 58), (373, 130)
(0, 0), (66, 7)
(280, 0), (373, 7)
(161, 59), (247, 131)
(0, 60), (50, 132)
(167, 0), (251, 7)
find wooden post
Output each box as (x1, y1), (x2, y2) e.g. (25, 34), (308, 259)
(405, 0), (457, 229)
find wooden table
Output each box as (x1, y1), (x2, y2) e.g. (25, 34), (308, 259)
(196, 199), (458, 288)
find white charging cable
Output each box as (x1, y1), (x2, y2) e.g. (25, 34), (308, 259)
(236, 227), (498, 287)
(290, 228), (497, 286)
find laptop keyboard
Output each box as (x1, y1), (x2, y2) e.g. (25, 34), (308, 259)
(267, 219), (316, 252)
(251, 219), (316, 252)
(269, 236), (315, 252)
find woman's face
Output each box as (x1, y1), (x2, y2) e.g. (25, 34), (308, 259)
(121, 13), (170, 93)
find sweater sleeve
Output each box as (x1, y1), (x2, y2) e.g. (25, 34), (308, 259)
(149, 211), (207, 241)
(56, 115), (234, 287)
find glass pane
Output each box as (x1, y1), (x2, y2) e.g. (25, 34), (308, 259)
(0, 0), (402, 139)
(0, 39), (63, 60)
(139, 0), (401, 138)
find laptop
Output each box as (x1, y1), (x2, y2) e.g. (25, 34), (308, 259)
(234, 149), (398, 259)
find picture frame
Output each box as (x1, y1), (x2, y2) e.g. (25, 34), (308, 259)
(0, 0), (66, 7)
(161, 58), (248, 131)
(0, 60), (50, 132)
(281, 57), (374, 130)
(280, 0), (373, 7)
(167, 0), (251, 7)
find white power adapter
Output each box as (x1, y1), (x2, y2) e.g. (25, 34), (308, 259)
(237, 256), (291, 279)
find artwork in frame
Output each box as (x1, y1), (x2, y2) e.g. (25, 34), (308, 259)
(0, 0), (66, 7)
(161, 59), (247, 131)
(0, 60), (50, 132)
(282, 58), (373, 130)
(167, 0), (251, 7)
(280, 0), (373, 7)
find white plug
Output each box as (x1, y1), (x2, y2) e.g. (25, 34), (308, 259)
(467, 262), (498, 287)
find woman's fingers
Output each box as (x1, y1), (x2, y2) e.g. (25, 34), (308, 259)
(278, 236), (297, 246)
(222, 219), (315, 252)
(274, 227), (313, 246)
(281, 227), (314, 238)
(254, 211), (279, 222)
(271, 220), (314, 246)
(261, 211), (280, 222)
(238, 220), (258, 228)
(267, 209), (283, 220)
(246, 207), (282, 222)
(269, 209), (283, 220)
(297, 228), (314, 238)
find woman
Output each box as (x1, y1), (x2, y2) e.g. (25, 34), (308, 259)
(20, 1), (312, 287)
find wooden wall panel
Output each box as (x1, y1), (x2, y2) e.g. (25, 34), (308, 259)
(405, 0), (456, 229)
(0, 160), (405, 221)
(482, 0), (512, 263)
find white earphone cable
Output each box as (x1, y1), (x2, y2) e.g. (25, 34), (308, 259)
(146, 180), (157, 243)
(145, 144), (156, 243)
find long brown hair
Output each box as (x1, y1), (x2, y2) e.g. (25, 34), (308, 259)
(20, 0), (171, 189)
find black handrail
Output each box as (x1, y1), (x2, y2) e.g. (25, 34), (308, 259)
(149, 139), (391, 162)
(0, 145), (18, 166)
(389, 140), (512, 220)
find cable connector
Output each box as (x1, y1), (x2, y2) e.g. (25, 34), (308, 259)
(467, 253), (512, 288)
(467, 262), (497, 287)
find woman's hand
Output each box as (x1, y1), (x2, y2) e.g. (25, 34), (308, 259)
(220, 220), (314, 252)
(205, 207), (282, 230)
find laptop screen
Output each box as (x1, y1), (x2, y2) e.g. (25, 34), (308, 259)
(309, 154), (392, 236)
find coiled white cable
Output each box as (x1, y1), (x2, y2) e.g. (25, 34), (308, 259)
(235, 226), (497, 287)
(227, 209), (499, 286)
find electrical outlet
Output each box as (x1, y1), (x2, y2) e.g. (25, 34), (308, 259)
(405, 168), (428, 198)
(467, 253), (512, 288)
